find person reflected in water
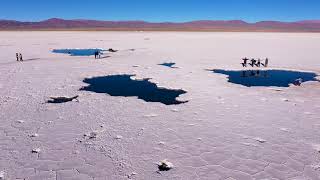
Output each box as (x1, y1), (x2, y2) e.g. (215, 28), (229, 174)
(263, 71), (268, 77)
(256, 70), (260, 76)
(250, 70), (255, 76)
(241, 71), (247, 77)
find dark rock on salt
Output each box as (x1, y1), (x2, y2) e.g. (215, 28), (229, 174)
(47, 95), (79, 103)
(108, 48), (118, 52)
(158, 159), (173, 171)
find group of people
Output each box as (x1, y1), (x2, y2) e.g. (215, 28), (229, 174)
(241, 58), (269, 68)
(16, 53), (23, 61)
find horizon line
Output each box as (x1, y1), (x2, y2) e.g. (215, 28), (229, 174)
(1, 17), (320, 24)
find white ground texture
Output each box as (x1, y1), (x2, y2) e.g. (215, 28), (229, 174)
(0, 32), (320, 180)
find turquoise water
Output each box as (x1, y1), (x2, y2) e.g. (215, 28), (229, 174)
(52, 49), (105, 56)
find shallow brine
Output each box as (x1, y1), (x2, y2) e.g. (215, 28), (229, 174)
(211, 69), (319, 87)
(80, 74), (188, 105)
(52, 49), (105, 56)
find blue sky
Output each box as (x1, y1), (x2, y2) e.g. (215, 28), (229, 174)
(0, 0), (319, 22)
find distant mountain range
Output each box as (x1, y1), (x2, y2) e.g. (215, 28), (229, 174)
(1, 18), (320, 32)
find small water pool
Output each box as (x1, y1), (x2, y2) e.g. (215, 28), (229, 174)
(211, 69), (319, 87)
(52, 49), (105, 56)
(80, 75), (188, 105)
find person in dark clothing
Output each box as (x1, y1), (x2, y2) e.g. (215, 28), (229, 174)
(265, 58), (269, 67)
(16, 53), (19, 61)
(261, 58), (269, 67)
(249, 59), (256, 67)
(257, 59), (261, 67)
(19, 53), (23, 61)
(241, 57), (249, 67)
(95, 51), (100, 59)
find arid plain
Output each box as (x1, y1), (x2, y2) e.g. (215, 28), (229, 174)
(0, 31), (320, 179)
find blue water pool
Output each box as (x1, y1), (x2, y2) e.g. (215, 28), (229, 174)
(52, 49), (105, 56)
(80, 75), (188, 105)
(158, 62), (178, 68)
(211, 69), (319, 87)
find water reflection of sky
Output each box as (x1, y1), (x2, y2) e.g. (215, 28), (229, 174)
(212, 69), (319, 87)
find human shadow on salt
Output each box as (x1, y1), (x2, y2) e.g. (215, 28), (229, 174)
(80, 75), (187, 105)
(210, 69), (319, 87)
(52, 49), (105, 56)
(158, 62), (178, 69)
(24, 58), (41, 62)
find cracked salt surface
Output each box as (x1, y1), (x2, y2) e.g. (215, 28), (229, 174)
(84, 131), (98, 139)
(1, 32), (320, 179)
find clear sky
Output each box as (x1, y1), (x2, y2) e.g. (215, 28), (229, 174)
(0, 0), (319, 22)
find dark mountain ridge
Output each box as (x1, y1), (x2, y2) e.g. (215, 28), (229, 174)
(1, 18), (320, 32)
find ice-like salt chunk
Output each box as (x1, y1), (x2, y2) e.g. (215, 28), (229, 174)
(115, 135), (123, 140)
(158, 159), (173, 171)
(17, 120), (25, 123)
(253, 137), (267, 143)
(171, 108), (179, 112)
(158, 141), (165, 145)
(29, 133), (39, 137)
(311, 164), (320, 170)
(280, 128), (290, 132)
(143, 114), (158, 118)
(32, 148), (41, 153)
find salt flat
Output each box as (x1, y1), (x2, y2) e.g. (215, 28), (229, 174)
(0, 31), (320, 180)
